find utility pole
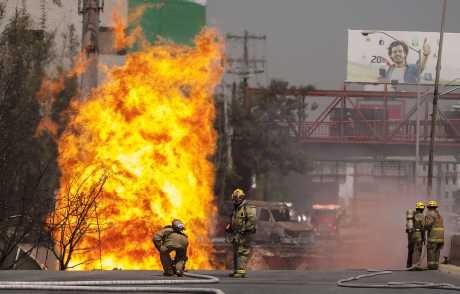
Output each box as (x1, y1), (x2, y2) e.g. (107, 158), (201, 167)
(226, 30), (266, 112)
(225, 30), (267, 198)
(216, 84), (234, 206)
(78, 0), (104, 98)
(40, 0), (46, 30)
(427, 0), (447, 197)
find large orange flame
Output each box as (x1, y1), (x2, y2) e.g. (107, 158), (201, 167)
(54, 29), (224, 270)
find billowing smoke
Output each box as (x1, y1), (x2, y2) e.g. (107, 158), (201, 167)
(309, 176), (418, 270)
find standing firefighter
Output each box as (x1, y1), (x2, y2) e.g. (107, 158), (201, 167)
(411, 201), (426, 270)
(425, 200), (444, 270)
(153, 219), (188, 276)
(225, 188), (256, 278)
(405, 208), (415, 268)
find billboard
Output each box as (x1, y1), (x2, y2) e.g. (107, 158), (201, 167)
(347, 29), (460, 85)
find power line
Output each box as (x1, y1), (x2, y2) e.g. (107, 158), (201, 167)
(225, 30), (267, 111)
(226, 30), (267, 84)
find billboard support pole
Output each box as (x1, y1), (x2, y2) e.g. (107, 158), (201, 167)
(415, 50), (421, 191)
(427, 0), (447, 198)
(384, 84), (388, 138)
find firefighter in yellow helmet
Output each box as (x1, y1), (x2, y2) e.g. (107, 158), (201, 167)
(225, 188), (256, 278)
(424, 200), (444, 270)
(408, 201), (426, 270)
(153, 219), (188, 276)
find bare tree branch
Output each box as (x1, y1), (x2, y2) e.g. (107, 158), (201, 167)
(45, 168), (109, 270)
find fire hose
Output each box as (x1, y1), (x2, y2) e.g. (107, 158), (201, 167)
(337, 270), (460, 290)
(0, 272), (225, 293)
(337, 246), (460, 291)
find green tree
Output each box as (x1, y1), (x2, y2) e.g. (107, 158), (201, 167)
(0, 9), (54, 268)
(0, 8), (77, 269)
(215, 79), (316, 202)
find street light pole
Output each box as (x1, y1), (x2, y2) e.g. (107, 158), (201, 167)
(427, 0), (448, 197)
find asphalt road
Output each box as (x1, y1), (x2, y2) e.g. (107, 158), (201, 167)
(1, 269), (460, 294)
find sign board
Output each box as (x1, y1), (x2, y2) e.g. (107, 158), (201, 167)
(347, 29), (460, 85)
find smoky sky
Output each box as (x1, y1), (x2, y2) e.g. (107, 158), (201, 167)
(207, 0), (460, 89)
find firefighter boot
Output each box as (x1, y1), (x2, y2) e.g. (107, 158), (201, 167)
(231, 255), (248, 278)
(160, 250), (175, 276)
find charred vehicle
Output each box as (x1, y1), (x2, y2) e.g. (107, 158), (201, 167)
(212, 201), (315, 269)
(251, 201), (314, 245)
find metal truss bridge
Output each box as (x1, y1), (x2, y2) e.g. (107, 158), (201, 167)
(249, 86), (460, 149)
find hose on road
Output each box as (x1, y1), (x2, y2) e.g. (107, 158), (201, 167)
(0, 272), (225, 294)
(337, 246), (460, 291)
(337, 270), (460, 291)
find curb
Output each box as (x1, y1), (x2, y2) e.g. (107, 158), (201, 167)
(439, 264), (460, 275)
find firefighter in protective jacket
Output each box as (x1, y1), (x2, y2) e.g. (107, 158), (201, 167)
(153, 219), (188, 276)
(406, 208), (415, 268)
(424, 200), (444, 270)
(225, 188), (256, 278)
(410, 201), (426, 270)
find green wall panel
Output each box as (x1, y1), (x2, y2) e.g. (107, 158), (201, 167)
(129, 0), (206, 45)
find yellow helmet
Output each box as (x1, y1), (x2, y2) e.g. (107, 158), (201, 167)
(427, 200), (438, 208)
(231, 188), (245, 203)
(415, 201), (425, 209)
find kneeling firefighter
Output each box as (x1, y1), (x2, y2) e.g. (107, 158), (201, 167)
(153, 219), (188, 276)
(225, 188), (256, 278)
(424, 200), (444, 270)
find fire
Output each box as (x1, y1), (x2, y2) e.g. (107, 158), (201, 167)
(53, 29), (224, 270)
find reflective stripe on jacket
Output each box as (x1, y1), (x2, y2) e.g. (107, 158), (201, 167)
(425, 209), (444, 244)
(231, 200), (256, 234)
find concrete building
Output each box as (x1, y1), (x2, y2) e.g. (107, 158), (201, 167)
(3, 0), (206, 82)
